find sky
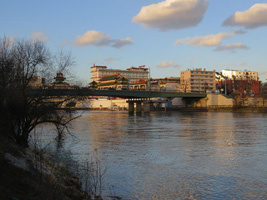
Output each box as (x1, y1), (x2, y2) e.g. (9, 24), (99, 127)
(1, 0), (267, 83)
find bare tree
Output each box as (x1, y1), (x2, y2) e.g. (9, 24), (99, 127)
(39, 49), (76, 85)
(180, 78), (190, 93)
(0, 37), (78, 147)
(260, 82), (267, 106)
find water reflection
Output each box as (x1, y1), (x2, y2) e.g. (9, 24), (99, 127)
(43, 111), (267, 199)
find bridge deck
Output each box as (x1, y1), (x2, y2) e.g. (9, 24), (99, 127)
(27, 89), (207, 99)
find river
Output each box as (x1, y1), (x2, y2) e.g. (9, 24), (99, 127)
(41, 111), (267, 199)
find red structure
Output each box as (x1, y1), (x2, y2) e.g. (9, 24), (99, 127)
(217, 80), (260, 95)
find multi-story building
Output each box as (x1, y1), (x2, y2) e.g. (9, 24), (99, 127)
(221, 69), (258, 81)
(97, 73), (128, 90)
(216, 79), (260, 96)
(91, 65), (149, 82)
(180, 68), (216, 93)
(216, 69), (260, 95)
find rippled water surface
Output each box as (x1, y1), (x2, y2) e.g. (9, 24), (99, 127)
(43, 111), (267, 199)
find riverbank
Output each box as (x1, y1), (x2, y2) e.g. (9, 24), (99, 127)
(0, 134), (94, 200)
(167, 106), (267, 113)
(208, 106), (267, 113)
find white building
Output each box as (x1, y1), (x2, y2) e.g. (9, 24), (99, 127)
(91, 65), (149, 82)
(221, 69), (258, 81)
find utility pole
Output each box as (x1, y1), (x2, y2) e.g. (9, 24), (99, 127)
(149, 66), (151, 92)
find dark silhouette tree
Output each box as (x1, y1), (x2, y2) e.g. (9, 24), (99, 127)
(0, 37), (78, 147)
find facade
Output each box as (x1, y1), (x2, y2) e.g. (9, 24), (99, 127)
(149, 77), (180, 91)
(158, 77), (180, 91)
(128, 77), (180, 91)
(129, 80), (148, 90)
(216, 69), (260, 95)
(216, 79), (260, 96)
(97, 73), (129, 90)
(180, 68), (216, 93)
(221, 69), (258, 81)
(91, 65), (149, 82)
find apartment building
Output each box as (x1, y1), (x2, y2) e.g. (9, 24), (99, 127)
(180, 68), (216, 93)
(91, 65), (149, 82)
(216, 69), (260, 95)
(221, 69), (258, 81)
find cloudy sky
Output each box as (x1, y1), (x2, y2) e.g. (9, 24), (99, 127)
(1, 0), (267, 82)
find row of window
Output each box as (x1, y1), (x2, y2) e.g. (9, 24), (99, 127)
(191, 82), (214, 85)
(235, 75), (257, 78)
(191, 71), (213, 74)
(191, 79), (214, 82)
(238, 72), (256, 75)
(191, 75), (213, 78)
(191, 87), (213, 90)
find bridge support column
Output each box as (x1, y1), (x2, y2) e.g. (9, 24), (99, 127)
(128, 102), (134, 114)
(143, 101), (150, 113)
(136, 101), (142, 114)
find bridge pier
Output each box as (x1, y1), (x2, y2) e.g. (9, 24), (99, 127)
(143, 101), (150, 113)
(127, 100), (151, 114)
(136, 101), (142, 114)
(128, 102), (134, 114)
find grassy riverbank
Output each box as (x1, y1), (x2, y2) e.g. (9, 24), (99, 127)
(0, 134), (94, 200)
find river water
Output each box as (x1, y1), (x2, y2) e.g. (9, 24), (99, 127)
(42, 111), (267, 199)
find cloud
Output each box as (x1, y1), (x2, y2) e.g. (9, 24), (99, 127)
(175, 32), (235, 47)
(30, 32), (49, 41)
(233, 29), (247, 35)
(132, 0), (209, 31)
(214, 43), (250, 52)
(60, 40), (70, 46)
(240, 62), (247, 66)
(157, 61), (181, 68)
(223, 3), (267, 29)
(112, 37), (133, 49)
(74, 31), (110, 46)
(74, 31), (133, 48)
(104, 57), (120, 62)
(3, 37), (16, 46)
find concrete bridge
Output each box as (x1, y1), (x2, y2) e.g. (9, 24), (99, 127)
(27, 88), (207, 113)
